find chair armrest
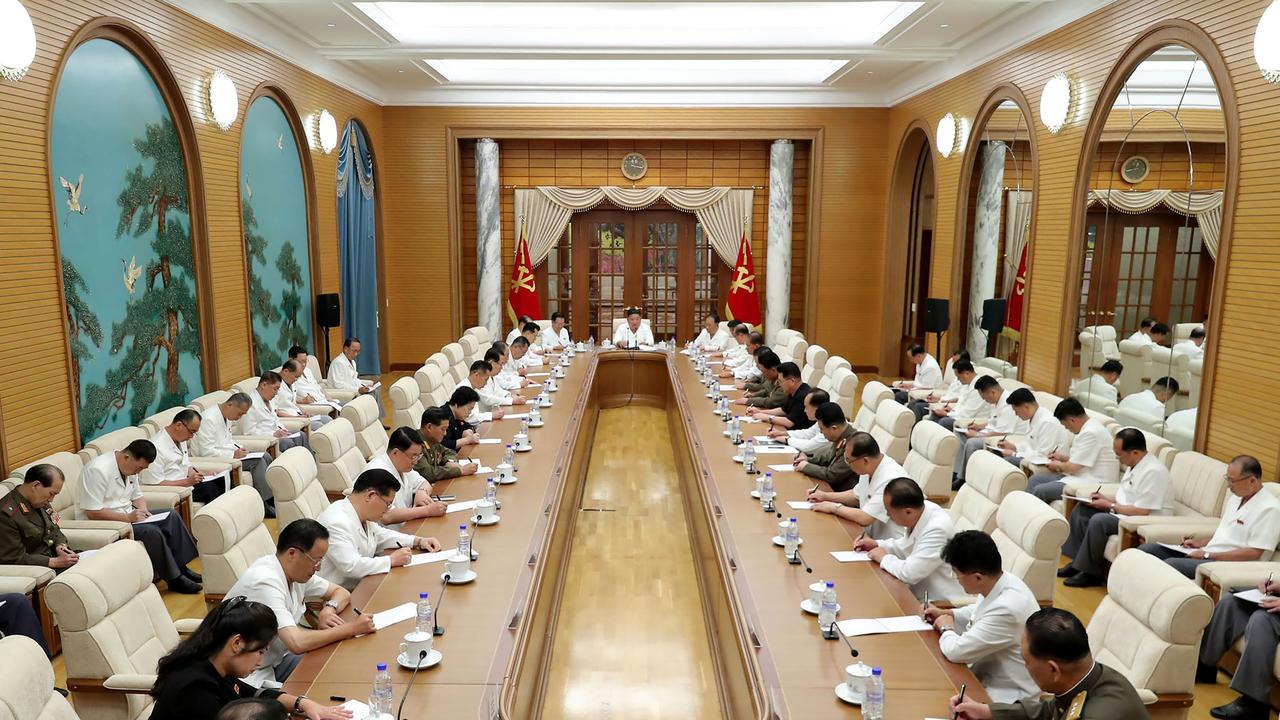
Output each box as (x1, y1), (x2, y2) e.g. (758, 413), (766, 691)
(1133, 523), (1216, 545)
(173, 617), (203, 635)
(232, 436), (277, 453)
(0, 574), (41, 594)
(62, 525), (130, 551)
(1136, 688), (1157, 705)
(1196, 561), (1280, 592)
(102, 674), (158, 692)
(278, 417), (311, 432)
(943, 595), (978, 608)
(1063, 481), (1119, 499)
(190, 457), (237, 473)
(1117, 515), (1217, 533)
(0, 564), (56, 585)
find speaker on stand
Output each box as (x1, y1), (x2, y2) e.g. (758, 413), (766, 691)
(316, 293), (341, 368)
(924, 298), (950, 361)
(981, 298), (1007, 357)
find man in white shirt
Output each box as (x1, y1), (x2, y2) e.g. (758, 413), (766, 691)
(509, 336), (541, 373)
(991, 390), (1069, 469)
(914, 359), (977, 424)
(288, 345), (340, 408)
(1140, 455), (1280, 578)
(1058, 428), (1173, 588)
(540, 312), (571, 351)
(191, 392), (274, 512)
(228, 519), (375, 686)
(1172, 326), (1206, 360)
(506, 315), (533, 345)
(80, 440), (202, 593)
(952, 384), (1031, 489)
(1164, 407), (1196, 435)
(327, 337), (382, 418)
(612, 307), (655, 348)
(316, 468), (442, 591)
(765, 389), (831, 454)
(140, 409), (227, 505)
(519, 322), (547, 361)
(933, 371), (1000, 432)
(454, 360), (505, 424)
(482, 349), (529, 408)
(720, 328), (761, 382)
(1026, 398), (1119, 504)
(1197, 575), (1280, 720)
(690, 313), (731, 353)
(492, 342), (528, 391)
(893, 343), (944, 404)
(237, 371), (310, 452)
(1069, 359), (1123, 406)
(364, 427), (446, 530)
(1126, 316), (1158, 345)
(276, 359), (332, 430)
(807, 432), (913, 539)
(1118, 376), (1178, 419)
(854, 478), (964, 599)
(925, 530), (1040, 703)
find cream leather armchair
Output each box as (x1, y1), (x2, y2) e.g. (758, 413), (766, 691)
(442, 342), (465, 370)
(464, 325), (492, 346)
(414, 364), (448, 409)
(7, 453), (132, 550)
(77, 427), (193, 528)
(425, 352), (450, 379)
(870, 400), (913, 465)
(266, 447), (330, 530)
(390, 377), (424, 430)
(1078, 325), (1120, 377)
(1118, 338), (1154, 397)
(309, 354), (356, 404)
(192, 485), (274, 607)
(0, 635), (78, 720)
(458, 334), (480, 364)
(817, 356), (851, 395)
(950, 451), (1027, 534)
(46, 540), (200, 720)
(829, 368), (860, 420)
(853, 380), (888, 434)
(1109, 452), (1230, 562)
(1089, 549), (1213, 718)
(902, 421), (959, 504)
(991, 491), (1069, 605)
(312, 418), (366, 500)
(340, 395), (388, 462)
(800, 344), (828, 390)
(187, 390), (230, 414)
(785, 337), (809, 371)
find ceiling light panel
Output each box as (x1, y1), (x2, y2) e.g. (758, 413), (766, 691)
(422, 58), (849, 87)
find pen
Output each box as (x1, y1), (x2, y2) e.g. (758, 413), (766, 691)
(329, 696), (347, 702)
(952, 683), (967, 720)
(353, 607), (362, 615)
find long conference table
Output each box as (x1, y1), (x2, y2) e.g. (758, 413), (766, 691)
(284, 348), (986, 718)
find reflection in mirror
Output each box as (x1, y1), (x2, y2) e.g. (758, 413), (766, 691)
(960, 99), (1031, 381)
(1072, 44), (1223, 451)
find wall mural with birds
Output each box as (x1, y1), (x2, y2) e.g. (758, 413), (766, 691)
(51, 38), (205, 445)
(240, 95), (313, 372)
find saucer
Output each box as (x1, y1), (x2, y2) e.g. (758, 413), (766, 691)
(496, 475), (518, 485)
(514, 445), (533, 452)
(397, 649), (442, 670)
(750, 490), (761, 498)
(799, 598), (841, 615)
(443, 569), (477, 584)
(732, 455), (744, 463)
(771, 536), (804, 547)
(834, 683), (863, 706)
(470, 514), (500, 526)
(539, 401), (553, 408)
(548, 386), (559, 392)
(527, 420), (545, 428)
(705, 391), (714, 398)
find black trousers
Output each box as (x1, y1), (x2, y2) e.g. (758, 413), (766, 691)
(0, 592), (50, 657)
(133, 511), (199, 581)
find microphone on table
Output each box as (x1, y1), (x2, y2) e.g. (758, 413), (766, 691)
(433, 574), (451, 636)
(828, 622), (859, 654)
(397, 649), (429, 720)
(790, 547), (812, 572)
(468, 519), (480, 562)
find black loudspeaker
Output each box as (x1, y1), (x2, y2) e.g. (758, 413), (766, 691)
(981, 298), (1007, 334)
(316, 293), (341, 329)
(924, 298), (950, 334)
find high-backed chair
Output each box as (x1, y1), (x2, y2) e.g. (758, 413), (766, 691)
(786, 337), (808, 372)
(991, 491), (1069, 605)
(458, 334), (480, 364)
(46, 540), (199, 720)
(1085, 408), (1120, 437)
(870, 400), (912, 464)
(464, 325), (492, 346)
(187, 390), (230, 414)
(829, 368), (860, 420)
(1171, 323), (1201, 347)
(775, 329), (801, 347)
(1149, 345), (1190, 390)
(1164, 410), (1196, 452)
(853, 380), (889, 433)
(309, 354), (356, 403)
(139, 407), (183, 436)
(1073, 389), (1118, 417)
(801, 344), (828, 389)
(442, 342), (465, 369)
(0, 635), (78, 720)
(1118, 338), (1154, 397)
(449, 361), (469, 387)
(1032, 391), (1063, 414)
(426, 352), (450, 377)
(817, 356), (851, 394)
(1088, 549), (1213, 718)
(1108, 452), (1230, 562)
(192, 485), (274, 607)
(414, 364), (448, 408)
(977, 356), (1016, 379)
(230, 375), (259, 396)
(609, 318), (653, 339)
(903, 421), (959, 504)
(1182, 358), (1203, 413)
(77, 427), (193, 527)
(1078, 325), (1120, 377)
(0, 564), (57, 656)
(1194, 552), (1280, 707)
(266, 447), (330, 529)
(996, 377), (1031, 393)
(7, 453), (132, 549)
(950, 451), (1027, 534)
(311, 418), (365, 499)
(340, 394), (387, 461)
(390, 377), (424, 430)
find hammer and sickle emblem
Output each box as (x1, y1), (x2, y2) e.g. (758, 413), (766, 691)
(730, 265), (755, 294)
(1014, 275), (1026, 296)
(514, 265), (536, 293)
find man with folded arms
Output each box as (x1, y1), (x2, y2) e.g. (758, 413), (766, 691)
(765, 389), (831, 454)
(0, 464), (78, 571)
(238, 371), (310, 453)
(191, 392), (274, 513)
(364, 427), (447, 530)
(853, 477), (963, 598)
(228, 519), (375, 687)
(952, 379), (1031, 490)
(792, 402), (857, 492)
(1196, 575), (1280, 719)
(893, 343), (943, 405)
(417, 406), (478, 485)
(140, 409), (228, 504)
(454, 360), (506, 424)
(925, 530), (1040, 703)
(1025, 398), (1118, 504)
(746, 362), (811, 430)
(807, 432), (911, 539)
(81, 439), (202, 593)
(1139, 454), (1280, 578)
(732, 349), (784, 408)
(316, 468), (442, 591)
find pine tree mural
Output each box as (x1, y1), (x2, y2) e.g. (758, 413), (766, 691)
(62, 257), (102, 409)
(275, 241), (308, 350)
(243, 199), (282, 371)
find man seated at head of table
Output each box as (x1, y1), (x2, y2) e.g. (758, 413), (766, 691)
(948, 608), (1147, 720)
(952, 379), (1031, 490)
(892, 343), (943, 405)
(454, 360), (505, 424)
(612, 307), (655, 348)
(925, 530), (1040, 703)
(689, 312), (731, 353)
(491, 341), (528, 391)
(316, 468), (442, 592)
(931, 371), (1000, 433)
(1068, 359), (1123, 407)
(417, 406), (479, 485)
(806, 432), (911, 539)
(792, 402), (857, 492)
(1057, 428), (1172, 589)
(852, 477), (964, 599)
(483, 348), (529, 408)
(505, 315), (533, 345)
(731, 348), (784, 408)
(364, 427), (447, 529)
(443, 386), (483, 450)
(1139, 454), (1280, 579)
(540, 311), (571, 351)
(1024, 398), (1119, 504)
(275, 359), (332, 430)
(745, 361), (811, 430)
(140, 409), (226, 505)
(227, 518), (375, 688)
(765, 389), (832, 454)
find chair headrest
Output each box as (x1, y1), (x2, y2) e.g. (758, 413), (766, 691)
(965, 451), (1026, 500)
(1170, 451), (1228, 513)
(996, 491), (1069, 559)
(824, 355), (851, 376)
(1118, 338), (1153, 357)
(1102, 549), (1213, 644)
(875, 400), (914, 437)
(1032, 391), (1063, 412)
(232, 376), (261, 394)
(312, 417), (357, 462)
(85, 426), (149, 454)
(266, 446), (319, 499)
(390, 377), (419, 409)
(832, 369), (857, 397)
(45, 540), (155, 631)
(909, 421), (959, 464)
(9, 451), (83, 481)
(442, 343), (464, 364)
(427, 353), (449, 371)
(0, 635), (56, 717)
(415, 365), (444, 393)
(806, 344), (828, 368)
(459, 335), (478, 354)
(193, 485), (267, 553)
(860, 380), (890, 410)
(340, 394), (379, 428)
(189, 390), (231, 411)
(143, 406), (184, 431)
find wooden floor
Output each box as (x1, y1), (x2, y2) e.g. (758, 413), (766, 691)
(538, 406), (724, 720)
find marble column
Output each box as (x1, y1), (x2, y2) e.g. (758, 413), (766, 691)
(766, 139), (794, 346)
(967, 141), (1007, 360)
(475, 139), (502, 338)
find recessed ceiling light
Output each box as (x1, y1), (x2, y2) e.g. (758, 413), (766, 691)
(866, 71), (874, 74)
(326, 22), (336, 27)
(940, 23), (950, 28)
(398, 69), (405, 73)
(422, 58), (848, 87)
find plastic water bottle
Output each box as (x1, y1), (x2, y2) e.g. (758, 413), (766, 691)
(760, 469), (774, 502)
(742, 439), (756, 467)
(485, 478), (497, 505)
(456, 524), (471, 561)
(784, 517), (799, 558)
(818, 581), (837, 629)
(864, 667), (884, 720)
(520, 418), (529, 436)
(415, 592), (433, 635)
(502, 444), (514, 467)
(372, 662), (393, 716)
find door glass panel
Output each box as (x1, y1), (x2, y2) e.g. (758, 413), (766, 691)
(587, 222), (626, 341)
(643, 221), (679, 340)
(692, 224), (719, 337)
(1112, 224), (1161, 337)
(546, 225), (572, 321)
(1170, 226), (1203, 325)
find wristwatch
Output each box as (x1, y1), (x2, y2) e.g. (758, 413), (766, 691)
(323, 600), (340, 611)
(1204, 551), (1212, 561)
(293, 695), (306, 715)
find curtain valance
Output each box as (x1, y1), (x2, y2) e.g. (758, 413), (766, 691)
(1087, 189), (1223, 259)
(336, 124), (375, 200)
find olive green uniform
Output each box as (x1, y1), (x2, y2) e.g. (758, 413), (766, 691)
(0, 487), (69, 568)
(746, 376), (787, 408)
(991, 663), (1148, 720)
(799, 424), (857, 493)
(414, 441), (462, 484)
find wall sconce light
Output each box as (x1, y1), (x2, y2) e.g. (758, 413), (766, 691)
(1040, 72), (1074, 133)
(205, 70), (238, 130)
(936, 113), (957, 158)
(0, 0), (37, 82)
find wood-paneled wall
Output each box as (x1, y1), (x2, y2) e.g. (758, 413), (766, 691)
(0, 0), (380, 467)
(1090, 141), (1226, 191)
(886, 0), (1275, 464)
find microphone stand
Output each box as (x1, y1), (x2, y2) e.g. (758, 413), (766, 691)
(432, 574), (451, 636)
(396, 649), (429, 720)
(790, 547), (813, 572)
(828, 622), (859, 653)
(468, 519), (480, 561)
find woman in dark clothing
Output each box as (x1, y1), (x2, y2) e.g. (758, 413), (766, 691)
(444, 385), (481, 452)
(149, 597), (350, 720)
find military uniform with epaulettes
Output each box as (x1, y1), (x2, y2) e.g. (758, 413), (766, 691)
(0, 486), (69, 568)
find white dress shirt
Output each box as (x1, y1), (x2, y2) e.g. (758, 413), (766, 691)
(853, 455), (911, 539)
(1015, 407), (1069, 459)
(191, 405), (237, 458)
(942, 572), (1041, 703)
(786, 424), (830, 454)
(80, 453), (142, 515)
(1127, 330), (1155, 346)
(1070, 375), (1119, 405)
(364, 453), (428, 531)
(452, 379), (493, 424)
(1204, 489), (1280, 558)
(228, 555), (333, 687)
(138, 429), (190, 485)
(953, 385), (995, 424)
(1165, 408), (1197, 434)
(1172, 340), (1204, 361)
(505, 327), (522, 345)
(914, 354), (944, 389)
(940, 378), (971, 404)
(876, 501), (964, 599)
(613, 323), (655, 348)
(481, 377), (514, 407)
(295, 365), (327, 401)
(1064, 418), (1120, 485)
(1119, 389), (1167, 419)
(317, 498), (416, 591)
(1115, 453), (1173, 515)
(985, 391), (1030, 435)
(497, 361), (524, 391)
(236, 390), (285, 437)
(327, 354), (367, 392)
(692, 327), (732, 352)
(942, 358), (958, 386)
(541, 326), (571, 348)
(273, 381), (305, 417)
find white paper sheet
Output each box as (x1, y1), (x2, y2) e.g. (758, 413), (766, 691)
(719, 384), (738, 391)
(706, 361), (724, 366)
(240, 451), (266, 461)
(837, 615), (932, 637)
(1157, 542), (1191, 555)
(74, 549), (100, 561)
(754, 445), (799, 455)
(367, 382), (382, 392)
(1022, 454), (1049, 465)
(407, 548), (458, 567)
(338, 700), (371, 720)
(283, 431), (302, 440)
(1233, 588), (1277, 604)
(476, 438), (502, 445)
(527, 383), (543, 388)
(767, 463), (797, 473)
(135, 511), (170, 525)
(830, 551), (872, 563)
(786, 501), (813, 510)
(200, 469), (230, 485)
(527, 372), (551, 378)
(1061, 494), (1095, 503)
(445, 500), (482, 514)
(739, 416), (763, 424)
(500, 413), (529, 420)
(370, 602), (416, 630)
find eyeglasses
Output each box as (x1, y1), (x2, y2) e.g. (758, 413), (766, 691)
(371, 491), (393, 509)
(299, 549), (324, 568)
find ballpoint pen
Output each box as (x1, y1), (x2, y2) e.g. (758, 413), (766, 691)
(952, 683), (967, 720)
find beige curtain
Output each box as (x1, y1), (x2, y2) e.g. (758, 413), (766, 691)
(1087, 189), (1224, 259)
(1002, 190), (1033, 297)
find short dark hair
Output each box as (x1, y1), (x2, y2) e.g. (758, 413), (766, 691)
(726, 319), (742, 330)
(942, 530), (1003, 576)
(1189, 326), (1206, 340)
(778, 362), (801, 381)
(421, 406), (451, 428)
(343, 337), (360, 348)
(952, 360), (975, 375)
(123, 439), (157, 463)
(733, 324), (751, 338)
(483, 349), (503, 365)
(518, 315), (532, 324)
(1153, 376), (1180, 394)
(847, 432), (881, 460)
(25, 463), (64, 488)
(277, 519), (329, 555)
(1150, 322), (1170, 335)
(352, 468), (401, 495)
(490, 340), (508, 354)
(706, 312), (720, 324)
(469, 360), (492, 375)
(449, 386), (480, 406)
(1114, 427), (1146, 452)
(952, 349), (971, 362)
(907, 343), (926, 356)
(625, 307), (641, 317)
(259, 370), (283, 386)
(281, 359), (299, 373)
(1100, 359), (1124, 375)
(747, 331), (764, 346)
(1008, 388), (1036, 407)
(757, 350), (782, 370)
(807, 389), (830, 407)
(1139, 317), (1156, 330)
(815, 402), (846, 426)
(522, 321), (541, 334)
(974, 375), (1000, 392)
(551, 311), (564, 322)
(1024, 608), (1091, 664)
(1053, 397), (1087, 421)
(1231, 455), (1263, 480)
(511, 336), (530, 349)
(884, 477), (924, 509)
(173, 408), (200, 426)
(215, 698), (287, 720)
(287, 345), (307, 359)
(388, 427), (425, 453)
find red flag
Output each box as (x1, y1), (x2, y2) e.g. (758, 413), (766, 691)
(1003, 245), (1028, 340)
(724, 229), (762, 326)
(506, 227), (541, 326)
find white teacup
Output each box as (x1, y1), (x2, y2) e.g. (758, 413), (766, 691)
(476, 499), (496, 521)
(495, 462), (512, 483)
(845, 662), (872, 700)
(539, 394), (552, 407)
(514, 433), (530, 450)
(777, 520), (790, 537)
(809, 581), (826, 606)
(446, 553), (470, 579)
(400, 630), (433, 662)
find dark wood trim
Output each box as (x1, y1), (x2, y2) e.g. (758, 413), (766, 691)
(34, 584), (61, 657)
(445, 128), (464, 339)
(1057, 19), (1239, 458)
(880, 121), (938, 376)
(804, 130), (824, 341)
(338, 117), (392, 374)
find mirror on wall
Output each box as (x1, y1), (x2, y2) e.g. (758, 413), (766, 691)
(958, 99), (1032, 380)
(1072, 44), (1224, 451)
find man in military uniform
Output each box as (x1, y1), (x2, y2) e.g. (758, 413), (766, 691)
(0, 464), (78, 571)
(416, 406), (478, 485)
(794, 403), (858, 492)
(948, 608), (1147, 719)
(735, 349), (786, 409)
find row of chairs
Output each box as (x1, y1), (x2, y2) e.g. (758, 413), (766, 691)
(1078, 324), (1203, 408)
